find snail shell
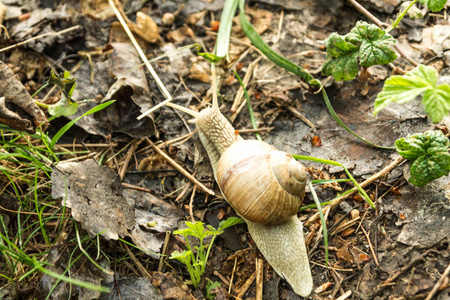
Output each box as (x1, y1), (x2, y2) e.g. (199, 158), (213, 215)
(217, 140), (307, 225)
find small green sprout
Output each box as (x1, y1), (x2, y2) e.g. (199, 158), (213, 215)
(170, 217), (244, 289)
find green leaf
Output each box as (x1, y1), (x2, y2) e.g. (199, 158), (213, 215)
(169, 250), (192, 264)
(50, 100), (115, 150)
(206, 280), (222, 300)
(409, 153), (450, 186)
(322, 51), (359, 81)
(47, 95), (78, 117)
(374, 65), (450, 122)
(195, 45), (222, 63)
(395, 131), (450, 186)
(422, 85), (450, 123)
(322, 21), (396, 81)
(349, 21), (397, 67)
(218, 217), (244, 231)
(419, 0), (447, 12)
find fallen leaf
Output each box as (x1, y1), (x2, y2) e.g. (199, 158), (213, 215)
(51, 159), (184, 257)
(0, 61), (46, 133)
(129, 12), (161, 44)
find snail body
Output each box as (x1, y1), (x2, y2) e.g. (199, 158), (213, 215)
(192, 107), (313, 296)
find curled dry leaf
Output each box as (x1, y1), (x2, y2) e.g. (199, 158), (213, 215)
(0, 61), (46, 133)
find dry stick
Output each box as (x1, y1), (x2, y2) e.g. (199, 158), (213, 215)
(336, 290), (352, 300)
(346, 0), (419, 67)
(146, 138), (215, 196)
(188, 186), (197, 223)
(236, 270), (257, 299)
(158, 231), (171, 272)
(361, 226), (380, 267)
(255, 258), (264, 300)
(306, 156), (405, 225)
(0, 25), (81, 53)
(286, 106), (316, 128)
(108, 0), (172, 119)
(346, 0), (388, 27)
(119, 139), (142, 180)
(231, 56), (262, 112)
(229, 256), (238, 294)
(124, 243), (153, 280)
(174, 182), (192, 202)
(425, 261), (450, 300)
(375, 249), (433, 296)
(121, 182), (153, 193)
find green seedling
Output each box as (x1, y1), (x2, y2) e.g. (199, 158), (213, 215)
(170, 217), (244, 289)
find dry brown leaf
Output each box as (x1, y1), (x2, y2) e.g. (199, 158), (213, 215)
(189, 57), (211, 83)
(0, 61), (46, 133)
(51, 159), (184, 257)
(81, 0), (114, 20)
(128, 12), (161, 44)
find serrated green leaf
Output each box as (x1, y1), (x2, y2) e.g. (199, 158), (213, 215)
(170, 250), (192, 264)
(422, 85), (450, 123)
(395, 131), (450, 186)
(409, 153), (450, 186)
(218, 217), (244, 231)
(405, 64), (438, 85)
(322, 21), (396, 81)
(419, 0), (447, 12)
(349, 21), (397, 67)
(322, 51), (359, 81)
(373, 65), (450, 122)
(373, 75), (431, 115)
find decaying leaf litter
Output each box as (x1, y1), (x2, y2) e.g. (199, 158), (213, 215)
(0, 0), (449, 299)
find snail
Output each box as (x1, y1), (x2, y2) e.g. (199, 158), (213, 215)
(158, 98), (313, 296)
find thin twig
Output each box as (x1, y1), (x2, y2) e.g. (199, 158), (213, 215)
(158, 231), (171, 272)
(119, 139), (142, 180)
(229, 256), (238, 294)
(306, 156), (405, 225)
(286, 106), (315, 128)
(189, 186), (197, 223)
(236, 270), (257, 299)
(361, 226), (379, 267)
(0, 25), (81, 53)
(255, 258), (264, 300)
(425, 261), (450, 300)
(108, 0), (172, 119)
(146, 138), (215, 196)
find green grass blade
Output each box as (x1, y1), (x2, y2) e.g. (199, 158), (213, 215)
(50, 100), (115, 150)
(215, 0), (239, 58)
(309, 182), (329, 266)
(321, 89), (395, 150)
(238, 0), (319, 86)
(233, 70), (262, 141)
(293, 155), (375, 209)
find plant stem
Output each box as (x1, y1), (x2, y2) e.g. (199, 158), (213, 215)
(309, 182), (329, 266)
(233, 70), (262, 141)
(293, 155), (375, 209)
(321, 89), (395, 150)
(387, 0), (419, 33)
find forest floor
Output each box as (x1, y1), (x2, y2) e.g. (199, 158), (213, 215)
(0, 0), (449, 299)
